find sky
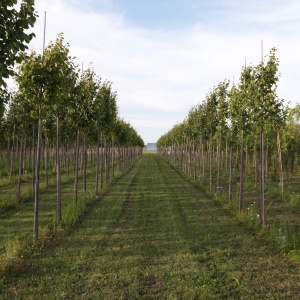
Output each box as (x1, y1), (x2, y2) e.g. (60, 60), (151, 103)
(23, 0), (300, 143)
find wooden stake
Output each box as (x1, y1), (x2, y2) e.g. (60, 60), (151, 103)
(43, 11), (46, 54)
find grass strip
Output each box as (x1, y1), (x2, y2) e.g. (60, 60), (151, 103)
(1, 154), (300, 299)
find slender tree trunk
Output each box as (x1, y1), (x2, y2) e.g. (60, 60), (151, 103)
(56, 115), (62, 223)
(32, 127), (35, 191)
(260, 128), (265, 226)
(45, 134), (49, 186)
(95, 134), (100, 195)
(198, 138), (201, 180)
(23, 133), (27, 173)
(189, 142), (192, 176)
(83, 132), (87, 193)
(6, 139), (10, 166)
(225, 141), (228, 175)
(193, 143), (196, 180)
(217, 132), (222, 190)
(106, 139), (110, 183)
(245, 145), (248, 183)
(180, 142), (184, 170)
(67, 145), (71, 178)
(254, 139), (258, 186)
(17, 127), (24, 202)
(112, 136), (115, 178)
(229, 144), (233, 203)
(239, 129), (244, 211)
(120, 146), (124, 172)
(265, 139), (269, 185)
(73, 130), (80, 204)
(209, 132), (213, 191)
(9, 125), (15, 178)
(202, 141), (205, 182)
(34, 101), (42, 239)
(185, 141), (188, 173)
(105, 139), (108, 185)
(277, 130), (284, 199)
(100, 133), (103, 189)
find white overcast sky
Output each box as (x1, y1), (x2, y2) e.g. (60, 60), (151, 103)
(25, 0), (300, 143)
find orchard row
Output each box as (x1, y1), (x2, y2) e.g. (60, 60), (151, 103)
(158, 48), (300, 227)
(0, 33), (144, 239)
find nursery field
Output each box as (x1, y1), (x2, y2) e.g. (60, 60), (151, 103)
(1, 153), (300, 299)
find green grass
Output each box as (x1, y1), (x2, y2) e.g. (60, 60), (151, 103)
(166, 152), (300, 256)
(1, 154), (300, 298)
(0, 162), (123, 250)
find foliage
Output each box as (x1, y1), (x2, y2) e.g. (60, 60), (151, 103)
(0, 0), (37, 88)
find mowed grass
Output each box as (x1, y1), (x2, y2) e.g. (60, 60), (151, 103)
(0, 171), (95, 248)
(2, 154), (300, 299)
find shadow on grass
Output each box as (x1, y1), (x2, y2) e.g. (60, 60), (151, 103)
(1, 154), (300, 299)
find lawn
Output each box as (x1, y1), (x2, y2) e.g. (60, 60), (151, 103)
(1, 154), (300, 299)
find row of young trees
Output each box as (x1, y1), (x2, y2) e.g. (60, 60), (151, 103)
(0, 33), (144, 238)
(157, 48), (300, 226)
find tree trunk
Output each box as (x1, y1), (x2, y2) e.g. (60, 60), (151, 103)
(217, 132), (222, 190)
(9, 125), (15, 178)
(265, 139), (269, 185)
(104, 140), (107, 185)
(202, 141), (205, 182)
(73, 130), (80, 204)
(225, 141), (228, 175)
(32, 127), (35, 191)
(197, 138), (201, 180)
(239, 129), (244, 211)
(209, 132), (213, 191)
(83, 132), (87, 193)
(95, 134), (100, 195)
(33, 101), (42, 239)
(17, 127), (24, 202)
(45, 134), (49, 186)
(245, 145), (248, 183)
(260, 128), (265, 226)
(67, 145), (71, 178)
(254, 139), (258, 187)
(229, 144), (233, 203)
(56, 115), (62, 223)
(100, 133), (104, 189)
(180, 142), (184, 170)
(105, 139), (110, 184)
(277, 130), (284, 199)
(112, 136), (115, 178)
(193, 143), (196, 180)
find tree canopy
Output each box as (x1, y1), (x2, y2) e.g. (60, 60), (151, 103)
(0, 0), (37, 89)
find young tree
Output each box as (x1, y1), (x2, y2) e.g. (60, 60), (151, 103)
(94, 81), (118, 185)
(16, 50), (46, 239)
(6, 91), (34, 201)
(42, 34), (78, 223)
(229, 65), (254, 210)
(252, 48), (282, 226)
(205, 89), (219, 191)
(215, 80), (229, 190)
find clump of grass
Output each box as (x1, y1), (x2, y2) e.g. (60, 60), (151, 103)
(268, 222), (300, 252)
(288, 192), (300, 206)
(0, 201), (18, 215)
(266, 185), (280, 199)
(0, 159), (10, 178)
(0, 226), (65, 281)
(236, 202), (260, 230)
(62, 192), (95, 228)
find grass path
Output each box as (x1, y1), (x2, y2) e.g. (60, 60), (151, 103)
(1, 154), (300, 299)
